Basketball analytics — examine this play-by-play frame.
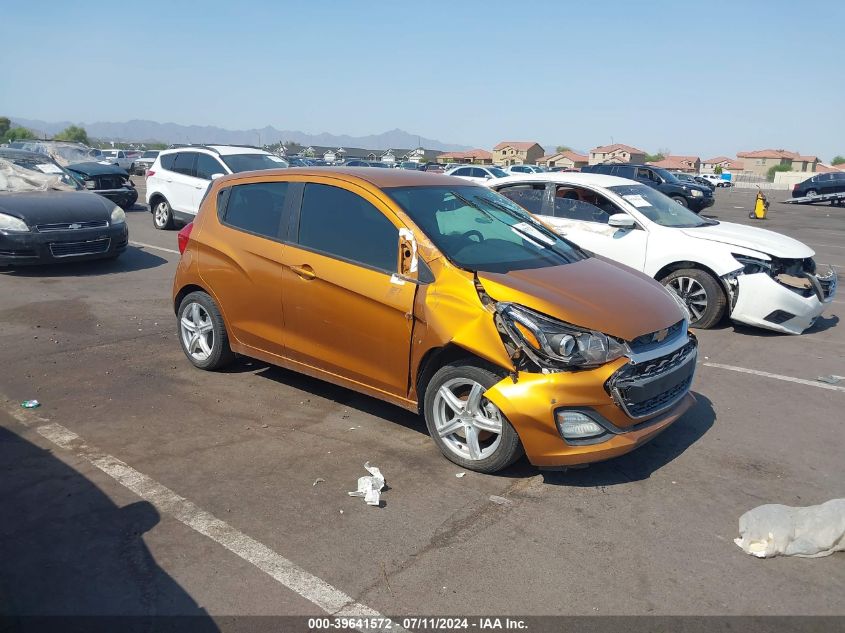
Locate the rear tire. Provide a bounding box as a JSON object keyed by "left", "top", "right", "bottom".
{"left": 153, "top": 199, "right": 175, "bottom": 230}
{"left": 660, "top": 269, "right": 726, "bottom": 329}
{"left": 423, "top": 362, "right": 523, "bottom": 473}
{"left": 672, "top": 196, "right": 689, "bottom": 207}
{"left": 806, "top": 189, "right": 817, "bottom": 197}
{"left": 177, "top": 291, "right": 234, "bottom": 370}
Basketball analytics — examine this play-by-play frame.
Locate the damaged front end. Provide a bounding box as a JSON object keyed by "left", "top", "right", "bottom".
{"left": 724, "top": 254, "right": 837, "bottom": 334}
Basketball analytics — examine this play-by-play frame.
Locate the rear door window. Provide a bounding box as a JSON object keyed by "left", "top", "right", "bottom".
{"left": 172, "top": 152, "right": 197, "bottom": 177}
{"left": 160, "top": 153, "right": 177, "bottom": 170}
{"left": 196, "top": 153, "right": 227, "bottom": 180}
{"left": 221, "top": 182, "right": 288, "bottom": 239}
{"left": 552, "top": 186, "right": 616, "bottom": 223}
{"left": 297, "top": 184, "right": 398, "bottom": 273}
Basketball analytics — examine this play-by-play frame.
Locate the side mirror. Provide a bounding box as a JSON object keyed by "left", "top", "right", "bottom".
{"left": 211, "top": 173, "right": 224, "bottom": 180}
{"left": 484, "top": 174, "right": 492, "bottom": 179}
{"left": 398, "top": 229, "right": 419, "bottom": 277}
{"left": 608, "top": 213, "right": 636, "bottom": 229}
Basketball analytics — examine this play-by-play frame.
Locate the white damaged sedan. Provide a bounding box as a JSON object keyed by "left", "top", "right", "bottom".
{"left": 488, "top": 172, "right": 837, "bottom": 334}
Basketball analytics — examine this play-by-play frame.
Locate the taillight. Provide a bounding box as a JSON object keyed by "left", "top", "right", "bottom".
{"left": 146, "top": 169, "right": 155, "bottom": 178}
{"left": 177, "top": 222, "right": 194, "bottom": 255}
{"left": 792, "top": 183, "right": 798, "bottom": 191}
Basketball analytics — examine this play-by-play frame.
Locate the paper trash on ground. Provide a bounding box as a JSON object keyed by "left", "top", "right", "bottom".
{"left": 734, "top": 499, "right": 845, "bottom": 558}
{"left": 348, "top": 462, "right": 385, "bottom": 506}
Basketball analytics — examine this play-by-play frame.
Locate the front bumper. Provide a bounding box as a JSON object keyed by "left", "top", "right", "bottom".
{"left": 730, "top": 269, "right": 837, "bottom": 334}
{"left": 483, "top": 340, "right": 698, "bottom": 467}
{"left": 96, "top": 188, "right": 138, "bottom": 209}
{"left": 689, "top": 196, "right": 715, "bottom": 212}
{"left": 0, "top": 224, "right": 128, "bottom": 265}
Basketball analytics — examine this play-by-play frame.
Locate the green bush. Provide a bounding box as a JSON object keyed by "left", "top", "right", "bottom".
{"left": 766, "top": 164, "right": 792, "bottom": 181}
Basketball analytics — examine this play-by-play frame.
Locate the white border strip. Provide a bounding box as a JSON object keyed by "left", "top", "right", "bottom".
{"left": 4, "top": 405, "right": 399, "bottom": 632}
{"left": 703, "top": 362, "right": 845, "bottom": 393}
{"left": 130, "top": 241, "right": 180, "bottom": 255}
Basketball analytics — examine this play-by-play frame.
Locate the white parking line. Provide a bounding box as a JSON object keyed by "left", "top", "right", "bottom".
{"left": 812, "top": 243, "right": 845, "bottom": 250}
{"left": 703, "top": 363, "right": 845, "bottom": 393}
{"left": 5, "top": 406, "right": 400, "bottom": 632}
{"left": 130, "top": 241, "right": 180, "bottom": 255}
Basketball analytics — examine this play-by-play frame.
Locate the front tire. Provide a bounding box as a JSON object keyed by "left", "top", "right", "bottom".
{"left": 423, "top": 362, "right": 523, "bottom": 473}
{"left": 671, "top": 196, "right": 689, "bottom": 208}
{"left": 660, "top": 269, "right": 726, "bottom": 329}
{"left": 153, "top": 199, "right": 175, "bottom": 230}
{"left": 177, "top": 291, "right": 234, "bottom": 370}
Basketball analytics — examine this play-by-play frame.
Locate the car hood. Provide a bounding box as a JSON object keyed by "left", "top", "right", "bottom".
{"left": 681, "top": 221, "right": 814, "bottom": 258}
{"left": 67, "top": 161, "right": 129, "bottom": 177}
{"left": 477, "top": 257, "right": 682, "bottom": 341}
{"left": 0, "top": 191, "right": 113, "bottom": 224}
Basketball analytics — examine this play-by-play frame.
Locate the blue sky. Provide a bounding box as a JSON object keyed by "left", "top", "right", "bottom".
{"left": 3, "top": 1, "right": 843, "bottom": 160}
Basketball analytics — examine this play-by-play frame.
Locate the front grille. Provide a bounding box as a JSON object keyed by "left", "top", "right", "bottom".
{"left": 95, "top": 175, "right": 126, "bottom": 190}
{"left": 607, "top": 340, "right": 697, "bottom": 419}
{"left": 629, "top": 320, "right": 684, "bottom": 352}
{"left": 49, "top": 238, "right": 111, "bottom": 258}
{"left": 36, "top": 220, "right": 108, "bottom": 232}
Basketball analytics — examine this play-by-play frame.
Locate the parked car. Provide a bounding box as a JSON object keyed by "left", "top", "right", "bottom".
{"left": 134, "top": 150, "right": 160, "bottom": 175}
{"left": 581, "top": 164, "right": 714, "bottom": 212}
{"left": 444, "top": 164, "right": 509, "bottom": 183}
{"left": 99, "top": 150, "right": 136, "bottom": 172}
{"left": 488, "top": 172, "right": 837, "bottom": 334}
{"left": 286, "top": 156, "right": 310, "bottom": 167}
{"left": 341, "top": 159, "right": 370, "bottom": 167}
{"left": 699, "top": 173, "right": 733, "bottom": 188}
{"left": 172, "top": 167, "right": 696, "bottom": 472}
{"left": 399, "top": 161, "right": 420, "bottom": 170}
{"left": 672, "top": 172, "right": 715, "bottom": 190}
{"left": 0, "top": 149, "right": 128, "bottom": 265}
{"left": 145, "top": 145, "right": 288, "bottom": 229}
{"left": 65, "top": 161, "right": 138, "bottom": 210}
{"left": 8, "top": 141, "right": 138, "bottom": 210}
{"left": 792, "top": 172, "right": 845, "bottom": 198}
{"left": 419, "top": 162, "right": 446, "bottom": 173}
{"left": 505, "top": 165, "right": 545, "bottom": 175}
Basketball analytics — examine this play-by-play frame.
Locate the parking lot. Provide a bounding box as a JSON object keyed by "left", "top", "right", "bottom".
{"left": 1, "top": 181, "right": 843, "bottom": 623}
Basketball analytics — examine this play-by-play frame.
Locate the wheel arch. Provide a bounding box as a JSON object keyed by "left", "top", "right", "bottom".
{"left": 148, "top": 192, "right": 168, "bottom": 209}
{"left": 654, "top": 260, "right": 724, "bottom": 286}
{"left": 174, "top": 284, "right": 209, "bottom": 315}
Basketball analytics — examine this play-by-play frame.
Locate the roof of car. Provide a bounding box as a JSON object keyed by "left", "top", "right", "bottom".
{"left": 161, "top": 145, "right": 270, "bottom": 156}
{"left": 487, "top": 172, "right": 635, "bottom": 188}
{"left": 0, "top": 148, "right": 47, "bottom": 161}
{"left": 221, "top": 166, "right": 476, "bottom": 189}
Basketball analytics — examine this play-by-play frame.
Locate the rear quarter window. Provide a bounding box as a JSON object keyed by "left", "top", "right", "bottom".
{"left": 160, "top": 153, "right": 176, "bottom": 170}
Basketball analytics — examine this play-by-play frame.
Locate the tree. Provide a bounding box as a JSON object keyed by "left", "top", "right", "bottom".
{"left": 714, "top": 165, "right": 723, "bottom": 175}
{"left": 0, "top": 117, "right": 10, "bottom": 138}
{"left": 645, "top": 153, "right": 665, "bottom": 163}
{"left": 555, "top": 145, "right": 571, "bottom": 154}
{"left": 284, "top": 140, "right": 304, "bottom": 154}
{"left": 832, "top": 155, "right": 845, "bottom": 166}
{"left": 3, "top": 126, "right": 36, "bottom": 142}
{"left": 54, "top": 125, "right": 90, "bottom": 145}
{"left": 766, "top": 163, "right": 791, "bottom": 182}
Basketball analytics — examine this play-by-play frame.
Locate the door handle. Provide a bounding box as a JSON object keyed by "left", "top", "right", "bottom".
{"left": 289, "top": 264, "right": 316, "bottom": 280}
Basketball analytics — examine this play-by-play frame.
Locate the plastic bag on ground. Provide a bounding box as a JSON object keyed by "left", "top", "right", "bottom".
{"left": 348, "top": 462, "right": 385, "bottom": 506}
{"left": 734, "top": 499, "right": 845, "bottom": 558}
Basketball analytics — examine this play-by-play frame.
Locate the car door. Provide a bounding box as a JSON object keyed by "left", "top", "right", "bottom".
{"left": 168, "top": 152, "right": 198, "bottom": 214}
{"left": 833, "top": 173, "right": 845, "bottom": 194}
{"left": 198, "top": 179, "right": 290, "bottom": 357}
{"left": 540, "top": 184, "right": 648, "bottom": 270}
{"left": 450, "top": 167, "right": 476, "bottom": 182}
{"left": 818, "top": 174, "right": 835, "bottom": 195}
{"left": 280, "top": 180, "right": 416, "bottom": 397}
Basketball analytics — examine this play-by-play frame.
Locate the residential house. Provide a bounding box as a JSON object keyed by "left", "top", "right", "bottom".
{"left": 492, "top": 141, "right": 545, "bottom": 166}
{"left": 436, "top": 149, "right": 494, "bottom": 165}
{"left": 588, "top": 143, "right": 647, "bottom": 165}
{"left": 736, "top": 149, "right": 819, "bottom": 177}
{"left": 701, "top": 156, "right": 735, "bottom": 173}
{"left": 647, "top": 155, "right": 701, "bottom": 173}
{"left": 537, "top": 150, "right": 589, "bottom": 170}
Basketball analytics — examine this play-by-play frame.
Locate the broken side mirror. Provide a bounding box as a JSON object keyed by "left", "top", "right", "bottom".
{"left": 398, "top": 229, "right": 418, "bottom": 278}
{"left": 608, "top": 213, "right": 636, "bottom": 229}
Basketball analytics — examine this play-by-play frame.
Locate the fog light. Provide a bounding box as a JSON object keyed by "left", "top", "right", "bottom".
{"left": 555, "top": 411, "right": 606, "bottom": 440}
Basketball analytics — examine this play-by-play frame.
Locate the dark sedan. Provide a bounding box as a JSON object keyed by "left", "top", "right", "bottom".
{"left": 0, "top": 149, "right": 128, "bottom": 265}
{"left": 793, "top": 172, "right": 845, "bottom": 198}
{"left": 66, "top": 162, "right": 138, "bottom": 209}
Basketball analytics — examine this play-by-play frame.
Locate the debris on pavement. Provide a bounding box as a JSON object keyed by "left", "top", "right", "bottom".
{"left": 312, "top": 478, "right": 325, "bottom": 487}
{"left": 455, "top": 472, "right": 466, "bottom": 478}
{"left": 489, "top": 495, "right": 512, "bottom": 506}
{"left": 20, "top": 400, "right": 40, "bottom": 409}
{"left": 816, "top": 375, "right": 843, "bottom": 385}
{"left": 734, "top": 498, "right": 845, "bottom": 558}
{"left": 348, "top": 462, "right": 385, "bottom": 506}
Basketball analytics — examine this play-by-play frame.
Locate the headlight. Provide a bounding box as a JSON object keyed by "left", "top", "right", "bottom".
{"left": 732, "top": 254, "right": 772, "bottom": 275}
{"left": 497, "top": 303, "right": 629, "bottom": 368}
{"left": 110, "top": 206, "right": 126, "bottom": 225}
{"left": 690, "top": 189, "right": 703, "bottom": 197}
{"left": 0, "top": 212, "right": 29, "bottom": 232}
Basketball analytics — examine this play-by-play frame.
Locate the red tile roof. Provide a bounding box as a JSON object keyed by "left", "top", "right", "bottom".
{"left": 539, "top": 150, "right": 588, "bottom": 164}
{"left": 590, "top": 143, "right": 645, "bottom": 155}
{"left": 702, "top": 156, "right": 733, "bottom": 164}
{"left": 437, "top": 149, "right": 493, "bottom": 160}
{"left": 736, "top": 149, "right": 800, "bottom": 159}
{"left": 493, "top": 141, "right": 542, "bottom": 151}
{"left": 646, "top": 155, "right": 701, "bottom": 170}
{"left": 794, "top": 155, "right": 819, "bottom": 163}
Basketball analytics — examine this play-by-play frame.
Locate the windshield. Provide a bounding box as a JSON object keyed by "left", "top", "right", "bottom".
{"left": 488, "top": 167, "right": 508, "bottom": 178}
{"left": 651, "top": 167, "right": 679, "bottom": 183}
{"left": 387, "top": 185, "right": 587, "bottom": 273}
{"left": 221, "top": 153, "right": 288, "bottom": 172}
{"left": 141, "top": 151, "right": 159, "bottom": 158}
{"left": 102, "top": 151, "right": 118, "bottom": 157}
{"left": 0, "top": 154, "right": 81, "bottom": 192}
{"left": 609, "top": 184, "right": 712, "bottom": 228}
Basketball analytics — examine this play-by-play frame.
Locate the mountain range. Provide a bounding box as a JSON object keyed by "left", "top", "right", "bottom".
{"left": 9, "top": 117, "right": 472, "bottom": 152}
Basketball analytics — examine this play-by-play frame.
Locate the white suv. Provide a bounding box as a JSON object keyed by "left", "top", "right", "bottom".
{"left": 444, "top": 164, "right": 509, "bottom": 183}
{"left": 146, "top": 145, "right": 288, "bottom": 229}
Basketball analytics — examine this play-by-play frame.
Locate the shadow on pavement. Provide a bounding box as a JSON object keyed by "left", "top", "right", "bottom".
{"left": 1, "top": 246, "right": 168, "bottom": 278}
{"left": 0, "top": 426, "right": 218, "bottom": 629}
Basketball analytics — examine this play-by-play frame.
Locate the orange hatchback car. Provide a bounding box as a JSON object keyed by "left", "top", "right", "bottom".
{"left": 173, "top": 168, "right": 698, "bottom": 473}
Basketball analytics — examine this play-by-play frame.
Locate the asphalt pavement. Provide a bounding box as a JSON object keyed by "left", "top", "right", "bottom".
{"left": 1, "top": 180, "right": 843, "bottom": 624}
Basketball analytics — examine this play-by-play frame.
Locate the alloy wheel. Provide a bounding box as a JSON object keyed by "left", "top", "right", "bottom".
{"left": 432, "top": 378, "right": 503, "bottom": 461}
{"left": 154, "top": 202, "right": 170, "bottom": 227}
{"left": 668, "top": 276, "right": 708, "bottom": 322}
{"left": 180, "top": 302, "right": 214, "bottom": 361}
